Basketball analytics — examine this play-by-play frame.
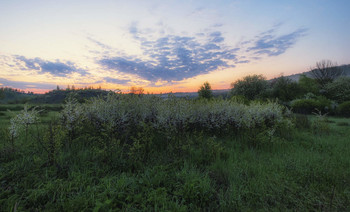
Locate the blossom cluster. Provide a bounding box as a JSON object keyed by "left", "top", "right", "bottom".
{"left": 60, "top": 98, "right": 84, "bottom": 131}
{"left": 8, "top": 105, "right": 40, "bottom": 139}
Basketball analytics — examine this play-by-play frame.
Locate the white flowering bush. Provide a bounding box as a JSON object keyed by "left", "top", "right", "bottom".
{"left": 60, "top": 97, "right": 84, "bottom": 140}
{"left": 8, "top": 105, "right": 40, "bottom": 142}
{"left": 69, "top": 94, "right": 293, "bottom": 144}
{"left": 8, "top": 118, "right": 22, "bottom": 141}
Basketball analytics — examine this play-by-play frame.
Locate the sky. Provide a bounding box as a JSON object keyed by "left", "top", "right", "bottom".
{"left": 0, "top": 0, "right": 349, "bottom": 93}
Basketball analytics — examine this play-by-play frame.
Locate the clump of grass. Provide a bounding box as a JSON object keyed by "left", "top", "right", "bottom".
{"left": 311, "top": 109, "right": 330, "bottom": 135}
{"left": 336, "top": 121, "right": 349, "bottom": 126}
{"left": 294, "top": 114, "right": 311, "bottom": 129}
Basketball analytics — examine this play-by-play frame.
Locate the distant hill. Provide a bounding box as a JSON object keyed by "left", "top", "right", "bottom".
{"left": 0, "top": 87, "right": 35, "bottom": 104}
{"left": 0, "top": 88, "right": 110, "bottom": 104}
{"left": 284, "top": 64, "right": 350, "bottom": 82}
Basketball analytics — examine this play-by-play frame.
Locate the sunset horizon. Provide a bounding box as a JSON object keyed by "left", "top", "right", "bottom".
{"left": 1, "top": 0, "right": 349, "bottom": 94}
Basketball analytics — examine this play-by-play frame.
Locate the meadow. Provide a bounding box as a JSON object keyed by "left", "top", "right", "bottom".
{"left": 0, "top": 94, "right": 349, "bottom": 211}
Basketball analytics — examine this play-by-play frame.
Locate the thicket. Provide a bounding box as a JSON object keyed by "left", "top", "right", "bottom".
{"left": 229, "top": 69, "right": 350, "bottom": 115}
{"left": 324, "top": 77, "right": 350, "bottom": 103}
{"left": 337, "top": 101, "right": 350, "bottom": 117}
{"left": 290, "top": 96, "right": 332, "bottom": 114}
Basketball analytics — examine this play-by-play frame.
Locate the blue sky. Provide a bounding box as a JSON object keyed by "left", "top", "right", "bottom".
{"left": 0, "top": 0, "right": 349, "bottom": 93}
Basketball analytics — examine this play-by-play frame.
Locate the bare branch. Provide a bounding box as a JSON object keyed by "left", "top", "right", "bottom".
{"left": 310, "top": 60, "right": 344, "bottom": 87}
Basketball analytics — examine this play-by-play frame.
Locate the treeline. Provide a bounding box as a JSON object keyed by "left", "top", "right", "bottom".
{"left": 228, "top": 61, "right": 350, "bottom": 116}
{"left": 198, "top": 61, "right": 350, "bottom": 116}
{"left": 31, "top": 87, "right": 110, "bottom": 104}
{"left": 0, "top": 86, "right": 111, "bottom": 104}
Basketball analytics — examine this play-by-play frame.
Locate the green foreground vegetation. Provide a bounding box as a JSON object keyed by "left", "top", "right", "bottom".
{"left": 1, "top": 95, "right": 350, "bottom": 211}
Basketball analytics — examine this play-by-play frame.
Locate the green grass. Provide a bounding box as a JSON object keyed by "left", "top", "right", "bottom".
{"left": 0, "top": 107, "right": 349, "bottom": 211}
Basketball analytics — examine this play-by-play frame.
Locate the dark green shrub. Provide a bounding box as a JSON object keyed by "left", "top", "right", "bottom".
{"left": 337, "top": 101, "right": 350, "bottom": 117}
{"left": 270, "top": 76, "right": 302, "bottom": 102}
{"left": 291, "top": 97, "right": 331, "bottom": 114}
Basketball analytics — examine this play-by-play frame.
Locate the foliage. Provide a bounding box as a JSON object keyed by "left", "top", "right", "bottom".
{"left": 336, "top": 121, "right": 349, "bottom": 126}
{"left": 198, "top": 81, "right": 213, "bottom": 99}
{"left": 311, "top": 109, "right": 330, "bottom": 135}
{"left": 230, "top": 74, "right": 268, "bottom": 100}
{"left": 1, "top": 97, "right": 350, "bottom": 211}
{"left": 294, "top": 114, "right": 311, "bottom": 129}
{"left": 298, "top": 74, "right": 320, "bottom": 95}
{"left": 324, "top": 77, "right": 350, "bottom": 103}
{"left": 0, "top": 88, "right": 4, "bottom": 99}
{"left": 337, "top": 101, "right": 350, "bottom": 117}
{"left": 270, "top": 76, "right": 301, "bottom": 102}
{"left": 229, "top": 95, "right": 249, "bottom": 104}
{"left": 291, "top": 96, "right": 332, "bottom": 114}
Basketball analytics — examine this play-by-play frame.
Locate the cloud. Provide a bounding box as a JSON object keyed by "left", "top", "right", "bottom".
{"left": 90, "top": 23, "right": 307, "bottom": 83}
{"left": 87, "top": 36, "right": 113, "bottom": 51}
{"left": 0, "top": 78, "right": 56, "bottom": 90}
{"left": 104, "top": 77, "right": 130, "bottom": 84}
{"left": 247, "top": 28, "right": 308, "bottom": 56}
{"left": 97, "top": 26, "right": 238, "bottom": 82}
{"left": 15, "top": 56, "right": 88, "bottom": 77}
{"left": 209, "top": 31, "right": 224, "bottom": 43}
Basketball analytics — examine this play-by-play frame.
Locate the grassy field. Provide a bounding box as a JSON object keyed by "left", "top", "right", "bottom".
{"left": 0, "top": 103, "right": 349, "bottom": 211}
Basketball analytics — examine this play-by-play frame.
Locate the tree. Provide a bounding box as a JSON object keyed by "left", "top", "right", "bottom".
{"left": 0, "top": 88, "right": 4, "bottom": 99}
{"left": 230, "top": 75, "right": 268, "bottom": 100}
{"left": 298, "top": 74, "right": 320, "bottom": 95}
{"left": 324, "top": 77, "right": 350, "bottom": 103}
{"left": 270, "top": 76, "right": 301, "bottom": 102}
{"left": 130, "top": 86, "right": 144, "bottom": 95}
{"left": 198, "top": 81, "right": 213, "bottom": 99}
{"left": 310, "top": 60, "right": 344, "bottom": 88}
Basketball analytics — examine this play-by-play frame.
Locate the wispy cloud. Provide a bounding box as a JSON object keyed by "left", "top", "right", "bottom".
{"left": 97, "top": 25, "right": 239, "bottom": 82}
{"left": 0, "top": 78, "right": 56, "bottom": 90}
{"left": 87, "top": 36, "right": 113, "bottom": 51}
{"left": 88, "top": 24, "right": 308, "bottom": 84}
{"left": 14, "top": 56, "right": 88, "bottom": 77}
{"left": 103, "top": 77, "right": 130, "bottom": 84}
{"left": 247, "top": 28, "right": 308, "bottom": 56}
